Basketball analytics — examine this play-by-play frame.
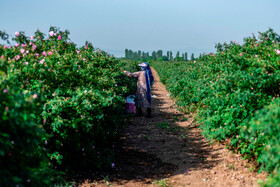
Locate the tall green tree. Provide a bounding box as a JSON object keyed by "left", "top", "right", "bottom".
{"left": 167, "top": 51, "right": 170, "bottom": 61}
{"left": 129, "top": 50, "right": 134, "bottom": 60}
{"left": 176, "top": 51, "right": 180, "bottom": 59}
{"left": 191, "top": 53, "right": 195, "bottom": 61}
{"left": 125, "top": 49, "right": 128, "bottom": 59}
{"left": 185, "top": 52, "right": 188, "bottom": 61}
{"left": 157, "top": 50, "right": 163, "bottom": 58}
{"left": 138, "top": 50, "right": 141, "bottom": 60}
{"left": 170, "top": 51, "right": 173, "bottom": 61}
{"left": 152, "top": 51, "right": 157, "bottom": 60}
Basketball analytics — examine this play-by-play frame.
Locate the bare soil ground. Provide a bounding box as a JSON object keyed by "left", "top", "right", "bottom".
{"left": 79, "top": 68, "right": 266, "bottom": 187}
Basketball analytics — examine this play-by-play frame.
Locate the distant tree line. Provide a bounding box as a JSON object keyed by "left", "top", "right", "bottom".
{"left": 124, "top": 49, "right": 196, "bottom": 61}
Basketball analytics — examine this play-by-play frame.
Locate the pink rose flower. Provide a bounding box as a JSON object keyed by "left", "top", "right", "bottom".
{"left": 48, "top": 51, "right": 53, "bottom": 55}
{"left": 240, "top": 53, "right": 243, "bottom": 56}
{"left": 15, "top": 32, "right": 20, "bottom": 37}
{"left": 275, "top": 49, "right": 280, "bottom": 54}
{"left": 255, "top": 44, "right": 258, "bottom": 47}
{"left": 15, "top": 43, "right": 19, "bottom": 47}
{"left": 39, "top": 59, "right": 45, "bottom": 64}
{"left": 15, "top": 55, "right": 20, "bottom": 60}
{"left": 58, "top": 35, "right": 62, "bottom": 40}
{"left": 3, "top": 89, "right": 8, "bottom": 93}
{"left": 4, "top": 45, "right": 7, "bottom": 49}
{"left": 20, "top": 48, "right": 25, "bottom": 54}
{"left": 33, "top": 93, "right": 38, "bottom": 99}
{"left": 32, "top": 45, "right": 37, "bottom": 50}
{"left": 21, "top": 44, "right": 25, "bottom": 47}
{"left": 30, "top": 36, "right": 34, "bottom": 40}
{"left": 42, "top": 51, "right": 47, "bottom": 56}
{"left": 49, "top": 31, "right": 54, "bottom": 36}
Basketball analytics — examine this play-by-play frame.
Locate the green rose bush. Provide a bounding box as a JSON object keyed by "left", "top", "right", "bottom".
{"left": 0, "top": 26, "right": 136, "bottom": 185}
{"left": 152, "top": 28, "right": 280, "bottom": 185}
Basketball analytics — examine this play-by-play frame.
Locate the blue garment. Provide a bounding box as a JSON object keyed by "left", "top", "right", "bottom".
{"left": 141, "top": 63, "right": 154, "bottom": 104}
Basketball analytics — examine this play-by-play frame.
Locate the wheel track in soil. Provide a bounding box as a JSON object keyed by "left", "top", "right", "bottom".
{"left": 81, "top": 67, "right": 266, "bottom": 187}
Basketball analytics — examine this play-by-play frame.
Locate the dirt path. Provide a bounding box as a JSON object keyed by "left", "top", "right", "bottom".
{"left": 82, "top": 68, "right": 266, "bottom": 187}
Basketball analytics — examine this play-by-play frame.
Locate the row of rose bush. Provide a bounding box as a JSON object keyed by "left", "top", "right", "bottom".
{"left": 151, "top": 28, "right": 280, "bottom": 186}
{"left": 0, "top": 27, "right": 137, "bottom": 186}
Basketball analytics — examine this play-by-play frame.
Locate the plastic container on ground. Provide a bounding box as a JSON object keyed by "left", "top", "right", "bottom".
{"left": 125, "top": 95, "right": 136, "bottom": 113}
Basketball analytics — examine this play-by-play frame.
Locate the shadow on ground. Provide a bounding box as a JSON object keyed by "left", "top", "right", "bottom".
{"left": 66, "top": 85, "right": 224, "bottom": 186}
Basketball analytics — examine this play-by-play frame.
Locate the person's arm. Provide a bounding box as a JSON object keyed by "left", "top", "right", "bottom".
{"left": 123, "top": 70, "right": 140, "bottom": 78}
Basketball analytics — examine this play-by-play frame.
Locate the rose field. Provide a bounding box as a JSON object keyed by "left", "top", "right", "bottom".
{"left": 1, "top": 27, "right": 280, "bottom": 186}
{"left": 0, "top": 27, "right": 138, "bottom": 186}
{"left": 152, "top": 29, "right": 280, "bottom": 186}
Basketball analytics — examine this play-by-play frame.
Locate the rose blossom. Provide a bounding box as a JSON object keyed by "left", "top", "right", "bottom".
{"left": 4, "top": 45, "right": 7, "bottom": 49}
{"left": 15, "top": 43, "right": 19, "bottom": 47}
{"left": 42, "top": 51, "right": 47, "bottom": 56}
{"left": 15, "top": 55, "right": 20, "bottom": 60}
{"left": 21, "top": 44, "right": 25, "bottom": 47}
{"left": 49, "top": 31, "right": 54, "bottom": 36}
{"left": 58, "top": 35, "right": 62, "bottom": 40}
{"left": 32, "top": 45, "right": 37, "bottom": 50}
{"left": 39, "top": 59, "right": 45, "bottom": 64}
{"left": 30, "top": 36, "right": 34, "bottom": 40}
{"left": 15, "top": 32, "right": 20, "bottom": 37}
{"left": 48, "top": 51, "right": 53, "bottom": 55}
{"left": 20, "top": 48, "right": 25, "bottom": 54}
{"left": 33, "top": 93, "right": 38, "bottom": 99}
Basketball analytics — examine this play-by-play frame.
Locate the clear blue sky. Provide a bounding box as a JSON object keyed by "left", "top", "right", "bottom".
{"left": 1, "top": 0, "right": 280, "bottom": 57}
